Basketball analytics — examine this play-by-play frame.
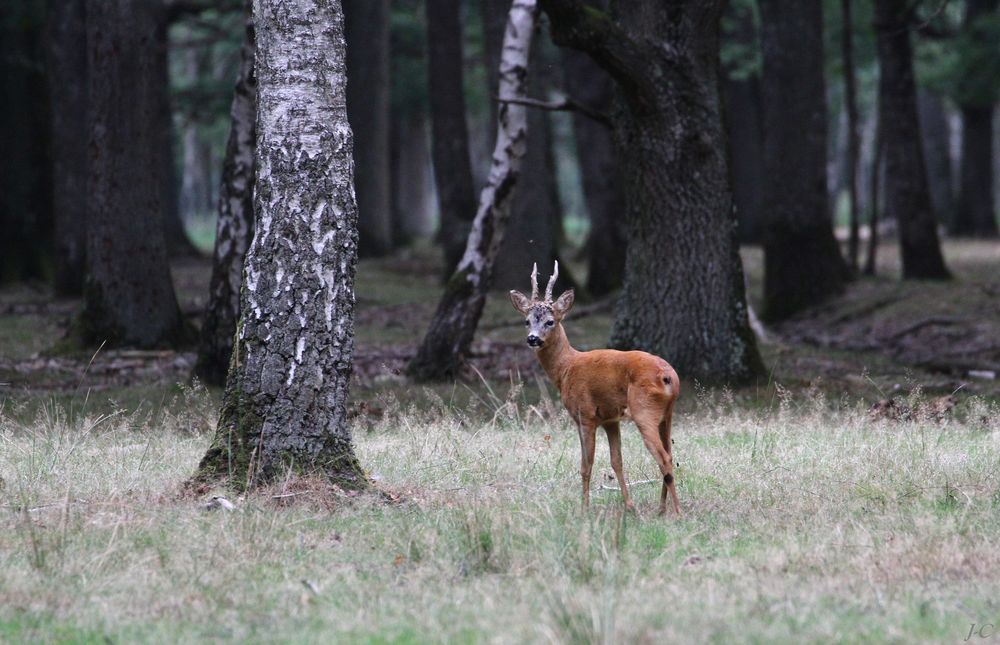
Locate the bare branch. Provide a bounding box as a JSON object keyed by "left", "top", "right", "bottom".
{"left": 494, "top": 94, "right": 612, "bottom": 128}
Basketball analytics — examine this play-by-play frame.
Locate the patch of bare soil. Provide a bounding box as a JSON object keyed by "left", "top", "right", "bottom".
{"left": 775, "top": 278, "right": 1000, "bottom": 391}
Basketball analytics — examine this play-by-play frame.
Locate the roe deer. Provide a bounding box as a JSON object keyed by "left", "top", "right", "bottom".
{"left": 510, "top": 262, "right": 681, "bottom": 516}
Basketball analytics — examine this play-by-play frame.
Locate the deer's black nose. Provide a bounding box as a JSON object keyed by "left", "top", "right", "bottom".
{"left": 527, "top": 335, "right": 543, "bottom": 347}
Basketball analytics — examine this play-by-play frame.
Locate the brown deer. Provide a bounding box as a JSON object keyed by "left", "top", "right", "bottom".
{"left": 509, "top": 262, "right": 681, "bottom": 516}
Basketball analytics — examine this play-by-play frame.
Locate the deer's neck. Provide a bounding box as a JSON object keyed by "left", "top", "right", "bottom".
{"left": 535, "top": 324, "right": 578, "bottom": 390}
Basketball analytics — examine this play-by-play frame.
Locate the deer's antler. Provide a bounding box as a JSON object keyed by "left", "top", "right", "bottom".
{"left": 545, "top": 261, "right": 559, "bottom": 302}
{"left": 530, "top": 263, "right": 539, "bottom": 301}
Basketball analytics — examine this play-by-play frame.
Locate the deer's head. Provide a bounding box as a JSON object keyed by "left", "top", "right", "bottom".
{"left": 509, "top": 261, "right": 574, "bottom": 349}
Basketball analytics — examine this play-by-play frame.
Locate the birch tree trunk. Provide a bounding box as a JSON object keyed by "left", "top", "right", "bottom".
{"left": 80, "top": 0, "right": 186, "bottom": 348}
{"left": 541, "top": 0, "right": 765, "bottom": 383}
{"left": 407, "top": 0, "right": 538, "bottom": 382}
{"left": 195, "top": 0, "right": 364, "bottom": 489}
{"left": 194, "top": 1, "right": 256, "bottom": 387}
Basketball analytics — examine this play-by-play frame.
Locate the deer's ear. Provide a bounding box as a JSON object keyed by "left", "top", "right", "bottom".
{"left": 509, "top": 290, "right": 531, "bottom": 314}
{"left": 553, "top": 289, "right": 575, "bottom": 318}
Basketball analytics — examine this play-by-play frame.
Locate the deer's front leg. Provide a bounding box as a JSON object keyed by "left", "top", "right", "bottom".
{"left": 577, "top": 421, "right": 597, "bottom": 511}
{"left": 603, "top": 422, "right": 636, "bottom": 512}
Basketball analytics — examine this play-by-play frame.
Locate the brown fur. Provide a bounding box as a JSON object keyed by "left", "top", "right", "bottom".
{"left": 510, "top": 286, "right": 682, "bottom": 516}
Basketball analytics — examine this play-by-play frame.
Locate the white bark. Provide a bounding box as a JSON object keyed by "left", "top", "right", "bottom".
{"left": 198, "top": 0, "right": 363, "bottom": 486}
{"left": 458, "top": 0, "right": 537, "bottom": 283}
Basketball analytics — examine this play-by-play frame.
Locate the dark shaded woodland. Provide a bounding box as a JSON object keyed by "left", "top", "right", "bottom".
{"left": 1, "top": 0, "right": 999, "bottom": 484}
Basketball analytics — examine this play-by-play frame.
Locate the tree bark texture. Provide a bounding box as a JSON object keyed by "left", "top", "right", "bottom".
{"left": 344, "top": 0, "right": 393, "bottom": 257}
{"left": 953, "top": 0, "right": 999, "bottom": 237}
{"left": 917, "top": 89, "right": 956, "bottom": 225}
{"left": 0, "top": 0, "right": 53, "bottom": 285}
{"left": 758, "top": 0, "right": 848, "bottom": 321}
{"left": 561, "top": 47, "right": 626, "bottom": 296}
{"left": 196, "top": 0, "right": 364, "bottom": 489}
{"left": 541, "top": 0, "right": 765, "bottom": 383}
{"left": 408, "top": 0, "right": 538, "bottom": 382}
{"left": 426, "top": 0, "right": 478, "bottom": 277}
{"left": 80, "top": 0, "right": 186, "bottom": 348}
{"left": 875, "top": 0, "right": 951, "bottom": 279}
{"left": 46, "top": 0, "right": 88, "bottom": 295}
{"left": 841, "top": 0, "right": 861, "bottom": 272}
{"left": 195, "top": 2, "right": 256, "bottom": 387}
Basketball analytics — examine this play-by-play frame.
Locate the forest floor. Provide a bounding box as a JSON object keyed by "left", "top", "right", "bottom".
{"left": 1, "top": 240, "right": 999, "bottom": 642}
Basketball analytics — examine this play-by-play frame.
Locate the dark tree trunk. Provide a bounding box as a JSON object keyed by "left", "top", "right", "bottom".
{"left": 722, "top": 75, "right": 766, "bottom": 245}
{"left": 721, "top": 0, "right": 765, "bottom": 245}
{"left": 196, "top": 0, "right": 365, "bottom": 489}
{"left": 0, "top": 0, "right": 53, "bottom": 285}
{"left": 842, "top": 0, "right": 861, "bottom": 272}
{"left": 955, "top": 105, "right": 998, "bottom": 236}
{"left": 562, "top": 48, "right": 626, "bottom": 296}
{"left": 483, "top": 0, "right": 569, "bottom": 294}
{"left": 46, "top": 0, "right": 88, "bottom": 295}
{"left": 408, "top": 0, "right": 537, "bottom": 382}
{"left": 541, "top": 0, "right": 765, "bottom": 383}
{"left": 875, "top": 0, "right": 951, "bottom": 279}
{"left": 344, "top": 0, "right": 392, "bottom": 257}
{"left": 390, "top": 113, "right": 436, "bottom": 242}
{"left": 426, "top": 0, "right": 477, "bottom": 277}
{"left": 758, "top": 0, "right": 848, "bottom": 321}
{"left": 864, "top": 111, "right": 883, "bottom": 276}
{"left": 152, "top": 7, "right": 197, "bottom": 257}
{"left": 80, "top": 0, "right": 186, "bottom": 348}
{"left": 195, "top": 2, "right": 256, "bottom": 387}
{"left": 917, "top": 89, "right": 956, "bottom": 226}
{"left": 953, "top": 0, "right": 999, "bottom": 237}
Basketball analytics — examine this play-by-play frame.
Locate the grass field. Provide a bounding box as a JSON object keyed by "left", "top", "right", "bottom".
{"left": 1, "top": 240, "right": 999, "bottom": 643}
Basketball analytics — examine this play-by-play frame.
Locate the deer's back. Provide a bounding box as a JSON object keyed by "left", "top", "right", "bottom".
{"left": 560, "top": 349, "right": 679, "bottom": 424}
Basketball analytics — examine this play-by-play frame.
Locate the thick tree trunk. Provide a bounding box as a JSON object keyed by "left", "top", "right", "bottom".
{"left": 482, "top": 0, "right": 568, "bottom": 294}
{"left": 80, "top": 0, "right": 186, "bottom": 348}
{"left": 562, "top": 48, "right": 625, "bottom": 296}
{"left": 0, "top": 0, "right": 52, "bottom": 285}
{"left": 758, "top": 0, "right": 848, "bottom": 321}
{"left": 956, "top": 106, "right": 998, "bottom": 236}
{"left": 875, "top": 0, "right": 951, "bottom": 279}
{"left": 46, "top": 0, "right": 88, "bottom": 296}
{"left": 541, "top": 0, "right": 765, "bottom": 383}
{"left": 196, "top": 0, "right": 364, "bottom": 489}
{"left": 426, "top": 0, "right": 478, "bottom": 277}
{"left": 918, "top": 90, "right": 956, "bottom": 226}
{"left": 953, "top": 0, "right": 999, "bottom": 237}
{"left": 195, "top": 3, "right": 256, "bottom": 387}
{"left": 343, "top": 0, "right": 392, "bottom": 257}
{"left": 408, "top": 0, "right": 537, "bottom": 382}
{"left": 842, "top": 0, "right": 861, "bottom": 272}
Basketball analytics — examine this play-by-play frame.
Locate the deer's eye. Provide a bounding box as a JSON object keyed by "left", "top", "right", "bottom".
{"left": 524, "top": 320, "right": 529, "bottom": 326}
{"left": 545, "top": 320, "right": 554, "bottom": 327}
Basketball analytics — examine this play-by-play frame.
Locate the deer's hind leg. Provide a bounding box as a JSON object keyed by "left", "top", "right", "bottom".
{"left": 603, "top": 422, "right": 635, "bottom": 512}
{"left": 630, "top": 394, "right": 679, "bottom": 517}
{"left": 658, "top": 401, "right": 680, "bottom": 516}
